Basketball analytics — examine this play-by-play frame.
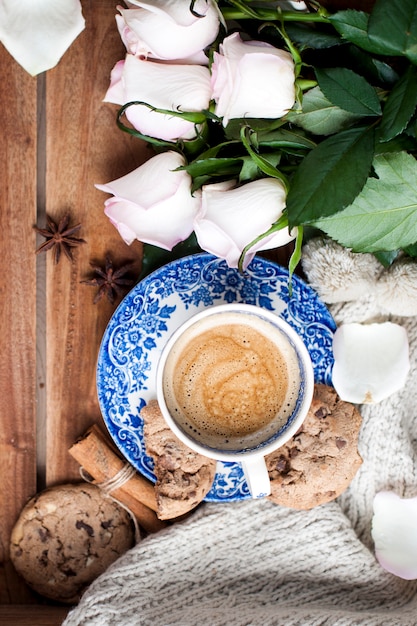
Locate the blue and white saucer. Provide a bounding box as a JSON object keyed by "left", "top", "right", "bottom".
{"left": 96, "top": 253, "right": 336, "bottom": 502}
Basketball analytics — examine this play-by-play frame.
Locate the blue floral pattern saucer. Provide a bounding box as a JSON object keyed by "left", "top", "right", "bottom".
{"left": 96, "top": 253, "right": 336, "bottom": 502}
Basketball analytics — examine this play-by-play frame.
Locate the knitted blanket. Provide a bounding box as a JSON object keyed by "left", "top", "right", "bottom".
{"left": 63, "top": 241, "right": 417, "bottom": 626}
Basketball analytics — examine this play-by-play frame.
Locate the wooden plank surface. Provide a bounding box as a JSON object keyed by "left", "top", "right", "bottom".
{"left": 0, "top": 605, "right": 69, "bottom": 626}
{"left": 0, "top": 43, "right": 38, "bottom": 605}
{"left": 43, "top": 0, "right": 150, "bottom": 487}
{"left": 0, "top": 0, "right": 150, "bottom": 607}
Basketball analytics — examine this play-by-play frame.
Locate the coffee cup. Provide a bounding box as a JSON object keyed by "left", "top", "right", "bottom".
{"left": 155, "top": 303, "right": 314, "bottom": 499}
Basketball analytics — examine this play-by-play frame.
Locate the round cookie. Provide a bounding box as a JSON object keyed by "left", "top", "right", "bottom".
{"left": 10, "top": 482, "right": 134, "bottom": 603}
{"left": 266, "top": 384, "right": 362, "bottom": 509}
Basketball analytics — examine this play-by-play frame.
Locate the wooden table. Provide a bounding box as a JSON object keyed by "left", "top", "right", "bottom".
{"left": 0, "top": 1, "right": 152, "bottom": 621}
{"left": 0, "top": 4, "right": 297, "bottom": 622}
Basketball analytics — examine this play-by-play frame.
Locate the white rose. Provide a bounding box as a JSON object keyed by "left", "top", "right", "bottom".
{"left": 194, "top": 178, "right": 296, "bottom": 269}
{"left": 104, "top": 54, "right": 212, "bottom": 141}
{"left": 96, "top": 151, "right": 201, "bottom": 250}
{"left": 116, "top": 0, "right": 221, "bottom": 64}
{"left": 211, "top": 32, "right": 296, "bottom": 126}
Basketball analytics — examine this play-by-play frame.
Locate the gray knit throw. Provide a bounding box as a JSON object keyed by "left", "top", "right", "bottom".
{"left": 63, "top": 240, "right": 417, "bottom": 626}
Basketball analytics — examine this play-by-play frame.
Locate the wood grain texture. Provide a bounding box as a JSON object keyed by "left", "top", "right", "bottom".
{"left": 0, "top": 605, "right": 69, "bottom": 625}
{"left": 0, "top": 46, "right": 38, "bottom": 603}
{"left": 43, "top": 0, "right": 151, "bottom": 486}
{"left": 0, "top": 0, "right": 151, "bottom": 605}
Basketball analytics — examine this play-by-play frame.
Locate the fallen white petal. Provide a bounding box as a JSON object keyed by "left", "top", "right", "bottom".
{"left": 372, "top": 491, "right": 417, "bottom": 580}
{"left": 331, "top": 322, "right": 410, "bottom": 404}
{"left": 0, "top": 0, "right": 85, "bottom": 75}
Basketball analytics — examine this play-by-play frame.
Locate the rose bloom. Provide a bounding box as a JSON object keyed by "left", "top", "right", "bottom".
{"left": 116, "top": 0, "right": 221, "bottom": 64}
{"left": 194, "top": 178, "right": 296, "bottom": 269}
{"left": 211, "top": 32, "right": 296, "bottom": 126}
{"left": 104, "top": 54, "right": 212, "bottom": 141}
{"left": 96, "top": 151, "right": 201, "bottom": 250}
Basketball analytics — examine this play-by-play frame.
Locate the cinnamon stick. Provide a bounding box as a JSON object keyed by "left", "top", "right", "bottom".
{"left": 69, "top": 424, "right": 166, "bottom": 534}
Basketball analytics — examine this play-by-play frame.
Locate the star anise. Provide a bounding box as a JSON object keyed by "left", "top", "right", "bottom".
{"left": 34, "top": 214, "right": 86, "bottom": 263}
{"left": 81, "top": 254, "right": 136, "bottom": 304}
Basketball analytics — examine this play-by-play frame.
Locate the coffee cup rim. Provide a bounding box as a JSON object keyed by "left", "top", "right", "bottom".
{"left": 155, "top": 303, "right": 314, "bottom": 462}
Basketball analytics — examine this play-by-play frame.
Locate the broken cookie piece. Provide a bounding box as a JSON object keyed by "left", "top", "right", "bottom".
{"left": 141, "top": 400, "right": 216, "bottom": 520}
{"left": 266, "top": 384, "right": 362, "bottom": 510}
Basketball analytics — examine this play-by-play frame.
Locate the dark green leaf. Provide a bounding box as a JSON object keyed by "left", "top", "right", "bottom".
{"left": 190, "top": 175, "right": 212, "bottom": 192}
{"left": 373, "top": 250, "right": 400, "bottom": 266}
{"left": 346, "top": 45, "right": 399, "bottom": 87}
{"left": 224, "top": 118, "right": 264, "bottom": 140}
{"left": 139, "top": 234, "right": 202, "bottom": 280}
{"left": 224, "top": 117, "right": 285, "bottom": 140}
{"left": 374, "top": 132, "right": 417, "bottom": 155}
{"left": 239, "top": 157, "right": 263, "bottom": 182}
{"left": 403, "top": 242, "right": 417, "bottom": 257}
{"left": 285, "top": 22, "right": 343, "bottom": 50}
{"left": 368, "top": 0, "right": 417, "bottom": 63}
{"left": 287, "top": 86, "right": 361, "bottom": 135}
{"left": 379, "top": 65, "right": 417, "bottom": 141}
{"left": 329, "top": 10, "right": 389, "bottom": 54}
{"left": 311, "top": 152, "right": 417, "bottom": 252}
{"left": 315, "top": 67, "right": 381, "bottom": 116}
{"left": 240, "top": 126, "right": 289, "bottom": 188}
{"left": 180, "top": 157, "right": 243, "bottom": 179}
{"left": 257, "top": 128, "right": 316, "bottom": 151}
{"left": 287, "top": 125, "right": 375, "bottom": 227}
{"left": 195, "top": 139, "right": 241, "bottom": 160}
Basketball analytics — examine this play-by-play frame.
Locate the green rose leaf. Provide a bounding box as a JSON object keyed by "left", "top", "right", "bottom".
{"left": 311, "top": 151, "right": 417, "bottom": 252}
{"left": 257, "top": 127, "right": 316, "bottom": 151}
{"left": 329, "top": 10, "right": 389, "bottom": 54}
{"left": 315, "top": 67, "right": 382, "bottom": 116}
{"left": 285, "top": 23, "right": 342, "bottom": 50}
{"left": 346, "top": 45, "right": 399, "bottom": 86}
{"left": 368, "top": 0, "right": 417, "bottom": 64}
{"left": 287, "top": 125, "right": 375, "bottom": 227}
{"left": 403, "top": 242, "right": 417, "bottom": 257}
{"left": 379, "top": 65, "right": 417, "bottom": 141}
{"left": 287, "top": 86, "right": 361, "bottom": 136}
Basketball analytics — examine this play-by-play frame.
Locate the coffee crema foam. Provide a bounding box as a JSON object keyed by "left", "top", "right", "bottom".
{"left": 162, "top": 312, "right": 301, "bottom": 451}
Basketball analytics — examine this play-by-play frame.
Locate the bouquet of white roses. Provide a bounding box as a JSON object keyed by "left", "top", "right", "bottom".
{"left": 98, "top": 0, "right": 417, "bottom": 277}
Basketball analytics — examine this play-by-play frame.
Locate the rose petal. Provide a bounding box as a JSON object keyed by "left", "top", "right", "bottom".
{"left": 96, "top": 151, "right": 186, "bottom": 204}
{"left": 194, "top": 178, "right": 295, "bottom": 269}
{"left": 211, "top": 32, "right": 295, "bottom": 126}
{"left": 96, "top": 151, "right": 201, "bottom": 250}
{"left": 104, "top": 54, "right": 211, "bottom": 141}
{"left": 116, "top": 0, "right": 220, "bottom": 62}
{"left": 331, "top": 322, "right": 410, "bottom": 404}
{"left": 372, "top": 491, "right": 417, "bottom": 580}
{"left": 104, "top": 60, "right": 125, "bottom": 104}
{"left": 0, "top": 0, "right": 85, "bottom": 75}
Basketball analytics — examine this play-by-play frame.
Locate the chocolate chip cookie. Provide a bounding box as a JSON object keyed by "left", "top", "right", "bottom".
{"left": 10, "top": 483, "right": 134, "bottom": 603}
{"left": 266, "top": 384, "right": 362, "bottom": 509}
{"left": 141, "top": 400, "right": 217, "bottom": 520}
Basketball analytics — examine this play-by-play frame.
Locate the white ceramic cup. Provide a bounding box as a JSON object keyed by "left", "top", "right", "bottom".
{"left": 155, "top": 303, "right": 314, "bottom": 499}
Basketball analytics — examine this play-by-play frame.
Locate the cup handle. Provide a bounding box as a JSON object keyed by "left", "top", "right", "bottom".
{"left": 241, "top": 456, "right": 271, "bottom": 499}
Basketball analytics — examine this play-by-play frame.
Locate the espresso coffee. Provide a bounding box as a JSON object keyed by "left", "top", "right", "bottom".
{"left": 162, "top": 311, "right": 301, "bottom": 451}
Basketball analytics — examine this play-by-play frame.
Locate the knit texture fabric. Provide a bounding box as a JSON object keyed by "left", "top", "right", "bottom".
{"left": 63, "top": 241, "right": 417, "bottom": 626}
